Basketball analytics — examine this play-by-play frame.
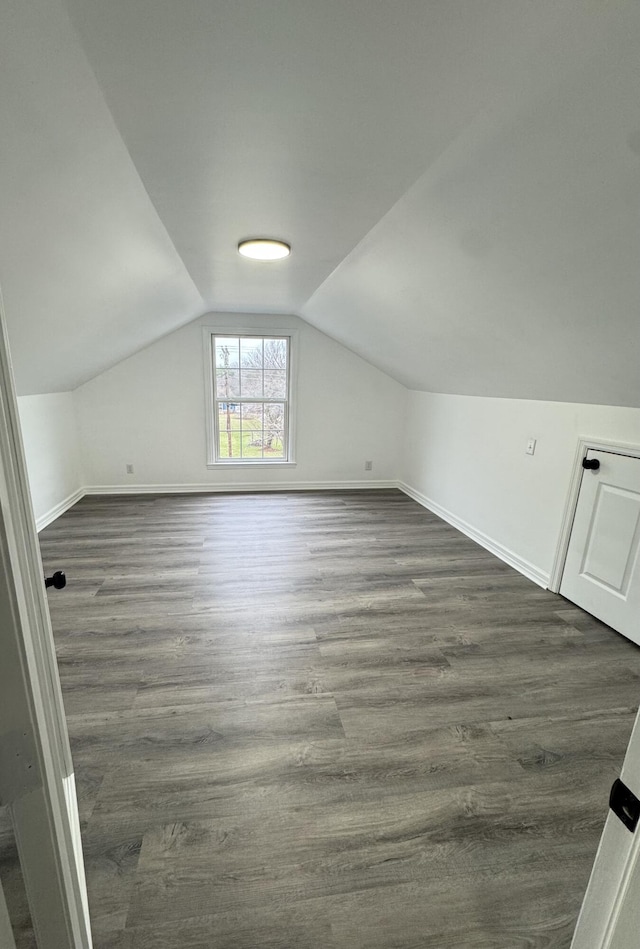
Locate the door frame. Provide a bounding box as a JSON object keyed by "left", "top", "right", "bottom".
{"left": 600, "top": 817, "right": 640, "bottom": 948}
{"left": 571, "top": 703, "right": 640, "bottom": 949}
{"left": 0, "top": 286, "right": 92, "bottom": 946}
{"left": 548, "top": 436, "right": 640, "bottom": 594}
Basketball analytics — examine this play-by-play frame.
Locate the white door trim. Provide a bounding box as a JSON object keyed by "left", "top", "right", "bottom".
{"left": 601, "top": 820, "right": 640, "bottom": 948}
{"left": 571, "top": 705, "right": 640, "bottom": 949}
{"left": 0, "top": 286, "right": 92, "bottom": 946}
{"left": 549, "top": 437, "right": 640, "bottom": 594}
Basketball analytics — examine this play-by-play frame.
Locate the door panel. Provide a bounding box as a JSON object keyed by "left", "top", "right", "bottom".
{"left": 582, "top": 485, "right": 640, "bottom": 594}
{"left": 561, "top": 450, "right": 640, "bottom": 645}
{"left": 572, "top": 705, "right": 640, "bottom": 948}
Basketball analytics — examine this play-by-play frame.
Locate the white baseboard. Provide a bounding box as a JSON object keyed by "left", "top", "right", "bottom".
{"left": 35, "top": 488, "right": 85, "bottom": 532}
{"left": 397, "top": 481, "right": 550, "bottom": 589}
{"left": 83, "top": 480, "right": 399, "bottom": 495}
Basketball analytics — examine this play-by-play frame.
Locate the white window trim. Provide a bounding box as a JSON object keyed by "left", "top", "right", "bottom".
{"left": 203, "top": 324, "right": 298, "bottom": 468}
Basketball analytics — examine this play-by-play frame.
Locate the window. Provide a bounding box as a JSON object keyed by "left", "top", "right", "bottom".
{"left": 209, "top": 333, "right": 292, "bottom": 464}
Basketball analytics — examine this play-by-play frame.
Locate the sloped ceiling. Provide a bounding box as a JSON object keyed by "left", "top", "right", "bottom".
{"left": 0, "top": 0, "right": 204, "bottom": 394}
{"left": 1, "top": 0, "right": 639, "bottom": 404}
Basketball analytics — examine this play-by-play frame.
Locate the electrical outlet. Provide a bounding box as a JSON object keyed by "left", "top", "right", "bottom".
{"left": 126, "top": 464, "right": 134, "bottom": 474}
{"left": 526, "top": 438, "right": 536, "bottom": 456}
{"left": 364, "top": 460, "right": 373, "bottom": 471}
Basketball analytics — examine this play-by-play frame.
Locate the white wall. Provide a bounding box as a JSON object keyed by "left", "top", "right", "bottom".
{"left": 402, "top": 391, "right": 640, "bottom": 584}
{"left": 17, "top": 392, "right": 82, "bottom": 529}
{"left": 17, "top": 341, "right": 640, "bottom": 592}
{"left": 73, "top": 313, "right": 406, "bottom": 489}
{"left": 19, "top": 348, "right": 640, "bottom": 591}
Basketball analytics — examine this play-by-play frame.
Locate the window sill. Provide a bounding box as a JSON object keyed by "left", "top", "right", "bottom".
{"left": 207, "top": 461, "right": 297, "bottom": 469}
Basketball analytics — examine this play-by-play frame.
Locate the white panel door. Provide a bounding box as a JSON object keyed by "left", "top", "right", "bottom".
{"left": 560, "top": 450, "right": 640, "bottom": 645}
{"left": 572, "top": 705, "right": 640, "bottom": 948}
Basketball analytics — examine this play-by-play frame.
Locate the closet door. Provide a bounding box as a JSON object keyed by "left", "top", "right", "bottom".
{"left": 560, "top": 449, "right": 640, "bottom": 645}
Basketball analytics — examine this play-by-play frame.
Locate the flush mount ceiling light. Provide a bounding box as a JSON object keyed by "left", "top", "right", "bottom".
{"left": 238, "top": 238, "right": 291, "bottom": 261}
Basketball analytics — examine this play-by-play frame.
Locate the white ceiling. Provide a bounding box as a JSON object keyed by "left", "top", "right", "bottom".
{"left": 0, "top": 0, "right": 204, "bottom": 394}
{"left": 2, "top": 0, "right": 639, "bottom": 404}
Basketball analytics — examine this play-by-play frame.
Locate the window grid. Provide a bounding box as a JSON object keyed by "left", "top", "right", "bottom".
{"left": 213, "top": 334, "right": 290, "bottom": 463}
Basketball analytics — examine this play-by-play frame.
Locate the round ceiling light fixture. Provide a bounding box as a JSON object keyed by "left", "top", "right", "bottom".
{"left": 238, "top": 238, "right": 291, "bottom": 261}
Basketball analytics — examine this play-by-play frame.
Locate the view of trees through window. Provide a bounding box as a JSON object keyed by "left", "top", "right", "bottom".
{"left": 214, "top": 335, "right": 289, "bottom": 460}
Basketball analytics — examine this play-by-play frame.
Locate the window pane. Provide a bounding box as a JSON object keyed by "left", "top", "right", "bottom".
{"left": 218, "top": 428, "right": 233, "bottom": 458}
{"left": 240, "top": 403, "right": 263, "bottom": 433}
{"left": 215, "top": 338, "right": 239, "bottom": 368}
{"left": 218, "top": 405, "right": 240, "bottom": 426}
{"left": 240, "top": 337, "right": 263, "bottom": 369}
{"left": 218, "top": 405, "right": 240, "bottom": 460}
{"left": 264, "top": 403, "right": 285, "bottom": 459}
{"left": 263, "top": 370, "right": 286, "bottom": 398}
{"left": 264, "top": 429, "right": 285, "bottom": 458}
{"left": 240, "top": 369, "right": 263, "bottom": 398}
{"left": 215, "top": 368, "right": 240, "bottom": 398}
{"left": 241, "top": 430, "right": 264, "bottom": 458}
{"left": 264, "top": 338, "right": 287, "bottom": 370}
{"left": 264, "top": 402, "right": 284, "bottom": 428}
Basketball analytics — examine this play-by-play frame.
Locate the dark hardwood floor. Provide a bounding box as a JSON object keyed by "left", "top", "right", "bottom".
{"left": 8, "top": 489, "right": 640, "bottom": 947}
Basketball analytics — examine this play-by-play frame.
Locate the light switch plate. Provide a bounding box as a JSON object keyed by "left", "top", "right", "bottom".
{"left": 526, "top": 438, "right": 536, "bottom": 456}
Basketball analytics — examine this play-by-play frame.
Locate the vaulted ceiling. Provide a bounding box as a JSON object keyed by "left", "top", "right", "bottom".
{"left": 2, "top": 0, "right": 639, "bottom": 404}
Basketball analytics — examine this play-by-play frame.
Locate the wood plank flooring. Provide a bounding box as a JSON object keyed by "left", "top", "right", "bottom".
{"left": 7, "top": 489, "right": 640, "bottom": 947}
